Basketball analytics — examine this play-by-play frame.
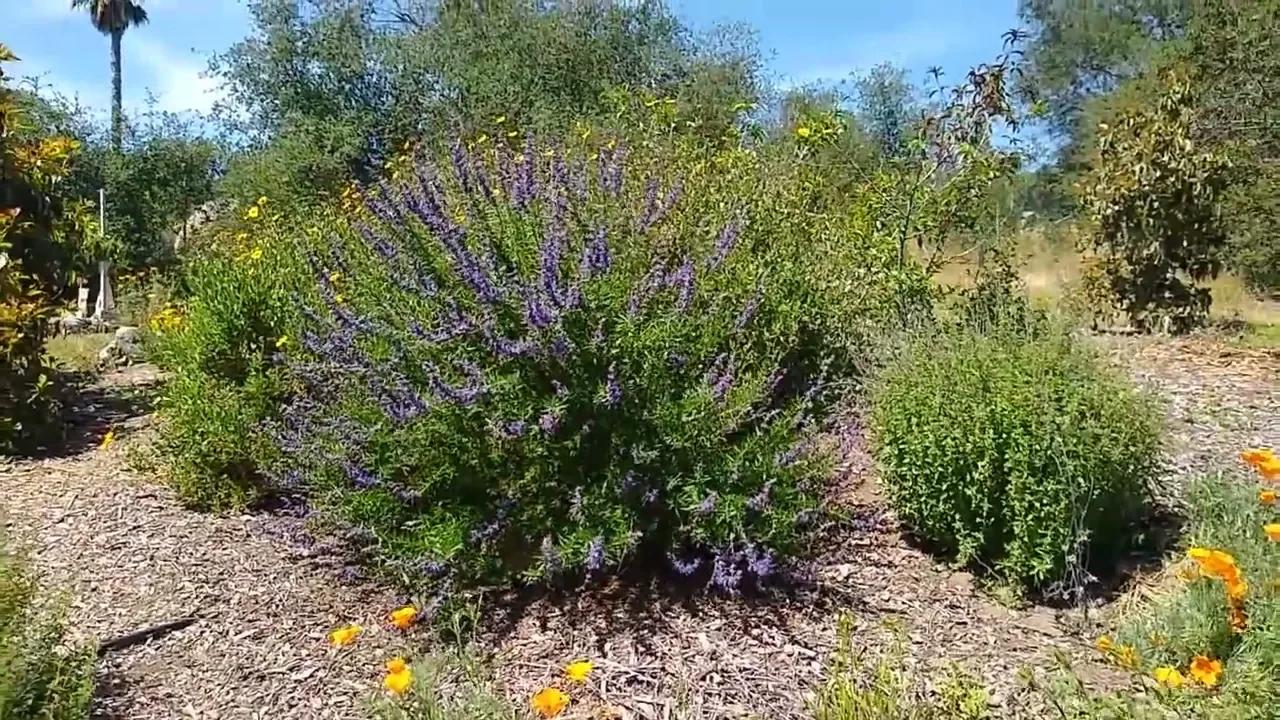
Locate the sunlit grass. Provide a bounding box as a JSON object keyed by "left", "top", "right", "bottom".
{"left": 43, "top": 332, "right": 114, "bottom": 373}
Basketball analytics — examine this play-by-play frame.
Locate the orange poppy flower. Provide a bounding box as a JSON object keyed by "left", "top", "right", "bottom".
{"left": 1188, "top": 655, "right": 1222, "bottom": 687}
{"left": 1228, "top": 604, "right": 1248, "bottom": 634}
{"left": 1265, "top": 523, "right": 1280, "bottom": 542}
{"left": 328, "top": 624, "right": 362, "bottom": 647}
{"left": 1261, "top": 489, "right": 1277, "bottom": 506}
{"left": 1153, "top": 666, "right": 1184, "bottom": 689}
{"left": 384, "top": 667, "right": 413, "bottom": 695}
{"left": 1188, "top": 548, "right": 1239, "bottom": 580}
{"left": 1241, "top": 448, "right": 1272, "bottom": 466}
{"left": 530, "top": 688, "right": 569, "bottom": 717}
{"left": 389, "top": 605, "right": 418, "bottom": 630}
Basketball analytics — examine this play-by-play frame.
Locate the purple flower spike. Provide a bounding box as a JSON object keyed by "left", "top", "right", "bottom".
{"left": 343, "top": 460, "right": 380, "bottom": 489}
{"left": 708, "top": 216, "right": 742, "bottom": 269}
{"left": 697, "top": 492, "right": 718, "bottom": 515}
{"left": 747, "top": 480, "right": 774, "bottom": 512}
{"left": 582, "top": 226, "right": 611, "bottom": 276}
{"left": 734, "top": 282, "right": 765, "bottom": 331}
{"left": 496, "top": 419, "right": 527, "bottom": 439}
{"left": 604, "top": 363, "right": 622, "bottom": 407}
{"left": 586, "top": 536, "right": 606, "bottom": 574}
{"left": 513, "top": 138, "right": 537, "bottom": 210}
{"left": 711, "top": 549, "right": 744, "bottom": 593}
{"left": 670, "top": 553, "right": 703, "bottom": 577}
{"left": 450, "top": 141, "right": 473, "bottom": 194}
{"left": 746, "top": 544, "right": 777, "bottom": 581}
{"left": 538, "top": 411, "right": 561, "bottom": 435}
{"left": 541, "top": 536, "right": 563, "bottom": 577}
{"left": 668, "top": 257, "right": 696, "bottom": 311}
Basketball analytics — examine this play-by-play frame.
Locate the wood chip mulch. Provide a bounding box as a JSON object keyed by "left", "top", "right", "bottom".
{"left": 0, "top": 336, "right": 1274, "bottom": 719}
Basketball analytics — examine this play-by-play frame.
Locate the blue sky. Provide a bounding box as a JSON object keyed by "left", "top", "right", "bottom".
{"left": 9, "top": 0, "right": 1022, "bottom": 117}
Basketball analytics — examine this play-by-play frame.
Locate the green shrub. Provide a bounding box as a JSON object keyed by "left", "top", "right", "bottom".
{"left": 869, "top": 327, "right": 1160, "bottom": 589}
{"left": 150, "top": 237, "right": 299, "bottom": 509}
{"left": 0, "top": 526, "right": 96, "bottom": 720}
{"left": 266, "top": 134, "right": 924, "bottom": 594}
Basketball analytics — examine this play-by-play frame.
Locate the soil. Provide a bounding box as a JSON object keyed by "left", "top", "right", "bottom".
{"left": 1, "top": 336, "right": 1276, "bottom": 719}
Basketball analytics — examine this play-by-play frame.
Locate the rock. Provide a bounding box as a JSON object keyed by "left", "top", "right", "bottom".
{"left": 98, "top": 326, "right": 146, "bottom": 368}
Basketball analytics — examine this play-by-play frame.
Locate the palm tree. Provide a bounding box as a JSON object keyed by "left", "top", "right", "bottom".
{"left": 73, "top": 0, "right": 148, "bottom": 152}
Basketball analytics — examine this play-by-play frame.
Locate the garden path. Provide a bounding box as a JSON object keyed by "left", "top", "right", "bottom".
{"left": 0, "top": 336, "right": 1275, "bottom": 720}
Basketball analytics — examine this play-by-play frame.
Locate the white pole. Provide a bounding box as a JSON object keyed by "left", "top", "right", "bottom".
{"left": 93, "top": 189, "right": 114, "bottom": 321}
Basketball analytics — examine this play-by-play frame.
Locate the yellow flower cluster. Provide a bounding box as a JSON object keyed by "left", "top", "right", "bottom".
{"left": 149, "top": 305, "right": 184, "bottom": 334}
{"left": 529, "top": 660, "right": 594, "bottom": 717}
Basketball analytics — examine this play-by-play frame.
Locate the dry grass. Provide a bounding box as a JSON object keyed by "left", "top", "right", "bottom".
{"left": 44, "top": 332, "right": 115, "bottom": 373}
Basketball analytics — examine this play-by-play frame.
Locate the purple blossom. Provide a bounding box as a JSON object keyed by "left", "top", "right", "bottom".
{"left": 734, "top": 282, "right": 765, "bottom": 331}
{"left": 747, "top": 480, "right": 774, "bottom": 512}
{"left": 423, "top": 359, "right": 486, "bottom": 405}
{"left": 598, "top": 144, "right": 626, "bottom": 196}
{"left": 541, "top": 536, "right": 563, "bottom": 577}
{"left": 668, "top": 257, "right": 696, "bottom": 311}
{"left": 586, "top": 536, "right": 606, "bottom": 574}
{"left": 711, "top": 549, "right": 744, "bottom": 593}
{"left": 420, "top": 560, "right": 449, "bottom": 579}
{"left": 523, "top": 290, "right": 557, "bottom": 331}
{"left": 450, "top": 141, "right": 473, "bottom": 194}
{"left": 393, "top": 485, "right": 424, "bottom": 504}
{"left": 570, "top": 488, "right": 585, "bottom": 520}
{"left": 496, "top": 419, "right": 527, "bottom": 439}
{"left": 581, "top": 226, "right": 611, "bottom": 277}
{"left": 776, "top": 438, "right": 812, "bottom": 468}
{"left": 708, "top": 217, "right": 742, "bottom": 269}
{"left": 539, "top": 218, "right": 566, "bottom": 306}
{"left": 343, "top": 461, "right": 380, "bottom": 489}
{"left": 697, "top": 492, "right": 718, "bottom": 515}
{"left": 670, "top": 553, "right": 703, "bottom": 577}
{"left": 604, "top": 363, "right": 622, "bottom": 407}
{"left": 637, "top": 177, "right": 659, "bottom": 232}
{"left": 485, "top": 331, "right": 535, "bottom": 359}
{"left": 568, "top": 159, "right": 588, "bottom": 200}
{"left": 469, "top": 499, "right": 515, "bottom": 544}
{"left": 549, "top": 333, "right": 572, "bottom": 359}
{"left": 627, "top": 257, "right": 667, "bottom": 315}
{"left": 538, "top": 411, "right": 562, "bottom": 435}
{"left": 745, "top": 544, "right": 777, "bottom": 581}
{"left": 513, "top": 138, "right": 537, "bottom": 209}
{"left": 705, "top": 353, "right": 736, "bottom": 403}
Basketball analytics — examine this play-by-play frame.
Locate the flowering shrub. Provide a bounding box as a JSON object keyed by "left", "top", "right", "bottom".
{"left": 150, "top": 202, "right": 302, "bottom": 509}
{"left": 265, "top": 135, "right": 923, "bottom": 594}
{"left": 870, "top": 326, "right": 1160, "bottom": 590}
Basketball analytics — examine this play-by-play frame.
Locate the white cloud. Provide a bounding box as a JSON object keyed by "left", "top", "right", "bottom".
{"left": 125, "top": 36, "right": 224, "bottom": 114}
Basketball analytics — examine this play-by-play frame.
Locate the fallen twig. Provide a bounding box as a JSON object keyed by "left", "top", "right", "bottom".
{"left": 98, "top": 616, "right": 199, "bottom": 656}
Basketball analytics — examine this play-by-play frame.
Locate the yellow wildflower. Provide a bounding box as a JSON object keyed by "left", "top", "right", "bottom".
{"left": 256, "top": 195, "right": 268, "bottom": 206}
{"left": 1188, "top": 655, "right": 1222, "bottom": 687}
{"left": 494, "top": 115, "right": 507, "bottom": 124}
{"left": 385, "top": 657, "right": 408, "bottom": 674}
{"left": 245, "top": 205, "right": 261, "bottom": 220}
{"left": 1094, "top": 635, "right": 1113, "bottom": 653}
{"left": 384, "top": 666, "right": 413, "bottom": 695}
{"left": 334, "top": 294, "right": 345, "bottom": 304}
{"left": 328, "top": 624, "right": 361, "bottom": 647}
{"left": 389, "top": 605, "right": 418, "bottom": 630}
{"left": 249, "top": 247, "right": 263, "bottom": 261}
{"left": 530, "top": 688, "right": 568, "bottom": 717}
{"left": 1114, "top": 644, "right": 1139, "bottom": 669}
{"left": 275, "top": 335, "right": 289, "bottom": 349}
{"left": 329, "top": 271, "right": 342, "bottom": 284}
{"left": 1265, "top": 523, "right": 1280, "bottom": 542}
{"left": 1262, "top": 489, "right": 1277, "bottom": 506}
{"left": 795, "top": 126, "right": 813, "bottom": 139}
{"left": 100, "top": 429, "right": 116, "bottom": 450}
{"left": 1152, "top": 666, "right": 1184, "bottom": 689}
{"left": 564, "top": 660, "right": 593, "bottom": 682}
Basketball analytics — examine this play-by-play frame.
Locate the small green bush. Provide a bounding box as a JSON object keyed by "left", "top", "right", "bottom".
{"left": 150, "top": 240, "right": 299, "bottom": 509}
{"left": 870, "top": 327, "right": 1160, "bottom": 589}
{"left": 811, "top": 616, "right": 990, "bottom": 720}
{"left": 0, "top": 527, "right": 96, "bottom": 720}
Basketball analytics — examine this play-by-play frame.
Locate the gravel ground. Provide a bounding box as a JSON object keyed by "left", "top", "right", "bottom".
{"left": 1, "top": 336, "right": 1275, "bottom": 719}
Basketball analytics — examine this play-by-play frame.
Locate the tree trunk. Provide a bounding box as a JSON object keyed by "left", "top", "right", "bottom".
{"left": 110, "top": 28, "right": 123, "bottom": 152}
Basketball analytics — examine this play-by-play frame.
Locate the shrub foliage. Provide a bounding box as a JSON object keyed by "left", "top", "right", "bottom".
{"left": 870, "top": 327, "right": 1160, "bottom": 589}
{"left": 0, "top": 526, "right": 96, "bottom": 720}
